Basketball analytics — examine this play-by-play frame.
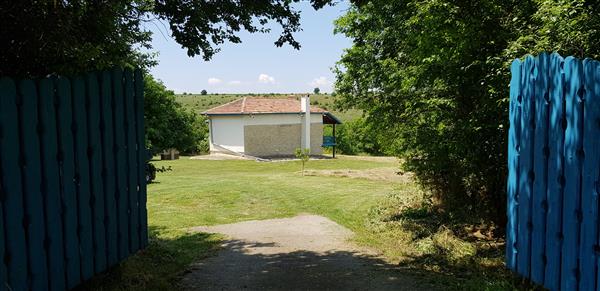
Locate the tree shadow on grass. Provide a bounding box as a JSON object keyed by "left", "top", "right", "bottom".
{"left": 179, "top": 238, "right": 437, "bottom": 291}
{"left": 75, "top": 225, "right": 222, "bottom": 291}
{"left": 74, "top": 221, "right": 540, "bottom": 291}
{"left": 77, "top": 225, "right": 445, "bottom": 291}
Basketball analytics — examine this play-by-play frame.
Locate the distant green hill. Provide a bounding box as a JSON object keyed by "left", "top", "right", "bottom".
{"left": 175, "top": 93, "right": 361, "bottom": 122}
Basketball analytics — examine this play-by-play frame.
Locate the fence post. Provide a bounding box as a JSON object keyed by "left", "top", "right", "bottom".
{"left": 134, "top": 69, "right": 148, "bottom": 247}
{"left": 561, "top": 56, "right": 584, "bottom": 291}
{"left": 56, "top": 77, "right": 82, "bottom": 288}
{"left": 38, "top": 78, "right": 66, "bottom": 291}
{"left": 0, "top": 78, "right": 28, "bottom": 291}
{"left": 531, "top": 53, "right": 550, "bottom": 285}
{"left": 0, "top": 162, "right": 5, "bottom": 291}
{"left": 72, "top": 76, "right": 95, "bottom": 280}
{"left": 579, "top": 59, "right": 600, "bottom": 291}
{"left": 86, "top": 72, "right": 108, "bottom": 273}
{"left": 19, "top": 79, "right": 49, "bottom": 290}
{"left": 112, "top": 67, "right": 130, "bottom": 260}
{"left": 100, "top": 71, "right": 119, "bottom": 267}
{"left": 544, "top": 52, "right": 565, "bottom": 291}
{"left": 517, "top": 55, "right": 535, "bottom": 277}
{"left": 124, "top": 69, "right": 140, "bottom": 252}
{"left": 507, "top": 58, "right": 522, "bottom": 270}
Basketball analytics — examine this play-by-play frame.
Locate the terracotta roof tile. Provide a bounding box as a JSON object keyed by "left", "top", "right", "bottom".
{"left": 203, "top": 97, "right": 328, "bottom": 115}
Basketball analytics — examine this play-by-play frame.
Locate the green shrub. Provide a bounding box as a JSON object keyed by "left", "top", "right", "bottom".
{"left": 145, "top": 75, "right": 208, "bottom": 155}
{"left": 334, "top": 117, "right": 390, "bottom": 156}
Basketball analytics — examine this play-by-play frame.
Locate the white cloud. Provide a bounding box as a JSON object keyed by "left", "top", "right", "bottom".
{"left": 207, "top": 77, "right": 222, "bottom": 85}
{"left": 309, "top": 76, "right": 330, "bottom": 88}
{"left": 228, "top": 80, "right": 242, "bottom": 86}
{"left": 258, "top": 73, "right": 275, "bottom": 84}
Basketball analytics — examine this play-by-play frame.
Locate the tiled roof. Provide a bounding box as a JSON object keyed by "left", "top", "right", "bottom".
{"left": 203, "top": 97, "right": 328, "bottom": 115}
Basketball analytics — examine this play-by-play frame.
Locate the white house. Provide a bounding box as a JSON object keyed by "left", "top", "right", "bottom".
{"left": 203, "top": 96, "right": 341, "bottom": 158}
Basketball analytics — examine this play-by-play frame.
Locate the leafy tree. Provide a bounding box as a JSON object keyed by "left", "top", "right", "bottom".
{"left": 201, "top": 89, "right": 208, "bottom": 95}
{"left": 334, "top": 0, "right": 600, "bottom": 224}
{"left": 144, "top": 75, "right": 207, "bottom": 154}
{"left": 506, "top": 1, "right": 600, "bottom": 59}
{"left": 313, "top": 87, "right": 320, "bottom": 94}
{"left": 0, "top": 0, "right": 336, "bottom": 78}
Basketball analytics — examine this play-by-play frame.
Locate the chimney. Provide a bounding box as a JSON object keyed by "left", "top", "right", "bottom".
{"left": 301, "top": 95, "right": 311, "bottom": 152}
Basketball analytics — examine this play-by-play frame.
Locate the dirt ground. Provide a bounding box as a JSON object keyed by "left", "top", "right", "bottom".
{"left": 181, "top": 215, "right": 431, "bottom": 290}
{"left": 336, "top": 155, "right": 399, "bottom": 163}
{"left": 303, "top": 167, "right": 412, "bottom": 183}
{"left": 190, "top": 153, "right": 250, "bottom": 160}
{"left": 189, "top": 153, "right": 333, "bottom": 161}
{"left": 189, "top": 154, "right": 399, "bottom": 163}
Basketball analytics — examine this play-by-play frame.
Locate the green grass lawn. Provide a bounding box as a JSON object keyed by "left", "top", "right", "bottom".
{"left": 149, "top": 157, "right": 398, "bottom": 228}
{"left": 80, "top": 156, "right": 521, "bottom": 291}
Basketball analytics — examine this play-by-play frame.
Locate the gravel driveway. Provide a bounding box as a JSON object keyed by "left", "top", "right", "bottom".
{"left": 181, "top": 215, "right": 430, "bottom": 290}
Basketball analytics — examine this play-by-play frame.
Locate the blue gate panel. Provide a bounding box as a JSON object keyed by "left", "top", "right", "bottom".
{"left": 508, "top": 53, "right": 600, "bottom": 291}
{"left": 0, "top": 68, "right": 148, "bottom": 290}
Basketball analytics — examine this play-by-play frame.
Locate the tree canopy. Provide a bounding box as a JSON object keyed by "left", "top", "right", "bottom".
{"left": 0, "top": 0, "right": 335, "bottom": 78}
{"left": 334, "top": 0, "right": 600, "bottom": 224}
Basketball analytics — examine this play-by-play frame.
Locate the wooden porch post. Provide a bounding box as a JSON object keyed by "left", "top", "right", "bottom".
{"left": 333, "top": 124, "right": 336, "bottom": 158}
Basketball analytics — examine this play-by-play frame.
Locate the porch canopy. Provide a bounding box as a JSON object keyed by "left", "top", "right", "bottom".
{"left": 322, "top": 112, "right": 342, "bottom": 125}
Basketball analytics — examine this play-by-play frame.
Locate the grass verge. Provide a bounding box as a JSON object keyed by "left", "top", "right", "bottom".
{"left": 358, "top": 188, "right": 539, "bottom": 290}
{"left": 78, "top": 156, "right": 535, "bottom": 290}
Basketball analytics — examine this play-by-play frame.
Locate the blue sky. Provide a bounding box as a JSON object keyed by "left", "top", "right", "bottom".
{"left": 145, "top": 1, "right": 351, "bottom": 94}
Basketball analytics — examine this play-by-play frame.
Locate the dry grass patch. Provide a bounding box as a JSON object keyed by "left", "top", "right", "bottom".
{"left": 304, "top": 167, "right": 412, "bottom": 182}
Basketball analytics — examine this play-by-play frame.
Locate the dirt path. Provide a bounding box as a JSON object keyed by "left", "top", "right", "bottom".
{"left": 181, "top": 215, "right": 430, "bottom": 290}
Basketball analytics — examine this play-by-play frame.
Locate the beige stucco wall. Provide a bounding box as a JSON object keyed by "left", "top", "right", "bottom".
{"left": 310, "top": 123, "right": 323, "bottom": 154}
{"left": 244, "top": 123, "right": 323, "bottom": 157}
